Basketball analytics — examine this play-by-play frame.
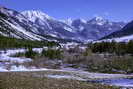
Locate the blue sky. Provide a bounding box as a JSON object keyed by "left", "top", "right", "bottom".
{"left": 0, "top": 0, "right": 133, "bottom": 21}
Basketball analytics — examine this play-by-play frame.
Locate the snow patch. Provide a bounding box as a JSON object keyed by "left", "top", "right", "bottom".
{"left": 64, "top": 26, "right": 75, "bottom": 32}
{"left": 97, "top": 35, "right": 133, "bottom": 43}
{"left": 47, "top": 74, "right": 86, "bottom": 81}
{"left": 22, "top": 10, "right": 53, "bottom": 22}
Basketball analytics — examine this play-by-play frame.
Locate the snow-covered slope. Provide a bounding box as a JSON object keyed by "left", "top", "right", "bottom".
{"left": 0, "top": 6, "right": 126, "bottom": 42}
{"left": 111, "top": 35, "right": 133, "bottom": 42}
{"left": 21, "top": 11, "right": 81, "bottom": 41}
{"left": 61, "top": 18, "right": 73, "bottom": 26}
{"left": 89, "top": 16, "right": 107, "bottom": 25}
{"left": 70, "top": 17, "right": 126, "bottom": 40}
{"left": 99, "top": 20, "right": 133, "bottom": 42}
{"left": 0, "top": 6, "right": 77, "bottom": 42}
{"left": 102, "top": 20, "right": 133, "bottom": 40}
{"left": 22, "top": 10, "right": 53, "bottom": 31}
{"left": 96, "top": 35, "right": 133, "bottom": 43}
{"left": 22, "top": 10, "right": 53, "bottom": 22}
{"left": 0, "top": 6, "right": 47, "bottom": 41}
{"left": 22, "top": 11, "right": 126, "bottom": 41}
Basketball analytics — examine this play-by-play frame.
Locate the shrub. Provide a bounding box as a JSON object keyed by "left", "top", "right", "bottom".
{"left": 25, "top": 48, "right": 39, "bottom": 59}
{"left": 83, "top": 48, "right": 93, "bottom": 56}
{"left": 41, "top": 49, "right": 63, "bottom": 59}
{"left": 67, "top": 46, "right": 83, "bottom": 54}
{"left": 89, "top": 41, "right": 133, "bottom": 55}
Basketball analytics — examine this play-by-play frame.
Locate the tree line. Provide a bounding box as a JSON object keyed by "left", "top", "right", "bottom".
{"left": 89, "top": 40, "right": 133, "bottom": 55}
{"left": 0, "top": 35, "right": 59, "bottom": 49}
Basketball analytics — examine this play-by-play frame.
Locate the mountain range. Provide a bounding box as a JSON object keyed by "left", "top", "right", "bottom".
{"left": 65, "top": 17, "right": 125, "bottom": 40}
{"left": 99, "top": 20, "right": 133, "bottom": 42}
{"left": 0, "top": 6, "right": 128, "bottom": 42}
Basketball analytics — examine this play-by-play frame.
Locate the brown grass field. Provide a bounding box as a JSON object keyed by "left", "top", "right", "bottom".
{"left": 0, "top": 72, "right": 119, "bottom": 89}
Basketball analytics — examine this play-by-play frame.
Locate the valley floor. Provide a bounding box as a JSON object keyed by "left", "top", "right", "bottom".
{"left": 0, "top": 48, "right": 133, "bottom": 89}
{"left": 0, "top": 72, "right": 119, "bottom": 89}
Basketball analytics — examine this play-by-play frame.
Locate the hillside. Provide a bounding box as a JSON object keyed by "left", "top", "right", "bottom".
{"left": 102, "top": 21, "right": 133, "bottom": 39}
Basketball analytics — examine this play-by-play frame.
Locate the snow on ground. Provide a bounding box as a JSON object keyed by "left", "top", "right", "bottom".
{"left": 0, "top": 49, "right": 31, "bottom": 63}
{"left": 0, "top": 48, "right": 45, "bottom": 71}
{"left": 0, "top": 66, "right": 48, "bottom": 72}
{"left": 2, "top": 66, "right": 133, "bottom": 87}
{"left": 1, "top": 48, "right": 133, "bottom": 87}
{"left": 0, "top": 48, "right": 132, "bottom": 80}
{"left": 0, "top": 56, "right": 31, "bottom": 63}
{"left": 112, "top": 35, "right": 133, "bottom": 42}
{"left": 91, "top": 78, "right": 133, "bottom": 87}
{"left": 96, "top": 35, "right": 133, "bottom": 43}
{"left": 47, "top": 74, "right": 86, "bottom": 81}
{"left": 32, "top": 48, "right": 43, "bottom": 53}
{"left": 0, "top": 48, "right": 44, "bottom": 62}
{"left": 109, "top": 79, "right": 133, "bottom": 87}
{"left": 60, "top": 42, "right": 78, "bottom": 49}
{"left": 0, "top": 67, "right": 8, "bottom": 71}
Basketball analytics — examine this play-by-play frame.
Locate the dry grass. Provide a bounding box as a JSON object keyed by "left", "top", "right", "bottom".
{"left": 0, "top": 72, "right": 119, "bottom": 89}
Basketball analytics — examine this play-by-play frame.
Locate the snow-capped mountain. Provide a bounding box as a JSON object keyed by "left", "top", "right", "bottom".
{"left": 0, "top": 6, "right": 45, "bottom": 41}
{"left": 21, "top": 10, "right": 81, "bottom": 40}
{"left": 22, "top": 10, "right": 126, "bottom": 41}
{"left": 22, "top": 10, "right": 53, "bottom": 31}
{"left": 100, "top": 20, "right": 133, "bottom": 42}
{"left": 61, "top": 18, "right": 73, "bottom": 26}
{"left": 102, "top": 20, "right": 133, "bottom": 39}
{"left": 22, "top": 10, "right": 53, "bottom": 22}
{"left": 0, "top": 6, "right": 79, "bottom": 42}
{"left": 0, "top": 6, "right": 127, "bottom": 42}
{"left": 66, "top": 17, "right": 126, "bottom": 40}
{"left": 71, "top": 19, "right": 87, "bottom": 32}
{"left": 88, "top": 16, "right": 107, "bottom": 25}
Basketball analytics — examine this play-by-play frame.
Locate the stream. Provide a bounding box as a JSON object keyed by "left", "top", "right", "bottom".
{"left": 88, "top": 78, "right": 133, "bottom": 88}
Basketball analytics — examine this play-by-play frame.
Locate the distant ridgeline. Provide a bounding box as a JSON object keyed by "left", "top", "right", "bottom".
{"left": 101, "top": 21, "right": 133, "bottom": 40}
{"left": 0, "top": 35, "right": 59, "bottom": 49}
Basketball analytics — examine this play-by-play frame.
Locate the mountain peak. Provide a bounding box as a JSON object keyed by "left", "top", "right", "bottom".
{"left": 0, "top": 6, "right": 126, "bottom": 42}
{"left": 61, "top": 18, "right": 73, "bottom": 25}
{"left": 88, "top": 16, "right": 108, "bottom": 25}
{"left": 62, "top": 18, "right": 87, "bottom": 25}
{"left": 21, "top": 10, "right": 53, "bottom": 22}
{"left": 74, "top": 18, "right": 87, "bottom": 23}
{"left": 94, "top": 16, "right": 104, "bottom": 21}
{"left": 80, "top": 19, "right": 87, "bottom": 23}
{"left": 72, "top": 18, "right": 87, "bottom": 24}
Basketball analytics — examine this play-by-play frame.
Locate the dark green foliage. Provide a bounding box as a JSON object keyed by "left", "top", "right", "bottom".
{"left": 90, "top": 41, "right": 133, "bottom": 55}
{"left": 111, "top": 57, "right": 133, "bottom": 73}
{"left": 41, "top": 49, "right": 62, "bottom": 59}
{"left": 0, "top": 35, "right": 59, "bottom": 49}
{"left": 41, "top": 34, "right": 81, "bottom": 44}
{"left": 12, "top": 48, "right": 40, "bottom": 59}
{"left": 25, "top": 48, "right": 39, "bottom": 59}
{"left": 62, "top": 47, "right": 133, "bottom": 73}
{"left": 87, "top": 56, "right": 133, "bottom": 74}
{"left": 83, "top": 48, "right": 93, "bottom": 56}
{"left": 126, "top": 40, "right": 133, "bottom": 54}
{"left": 67, "top": 46, "right": 83, "bottom": 53}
